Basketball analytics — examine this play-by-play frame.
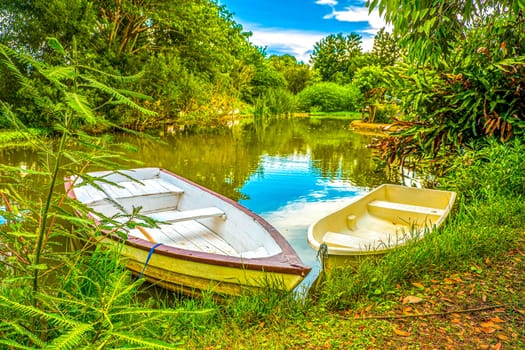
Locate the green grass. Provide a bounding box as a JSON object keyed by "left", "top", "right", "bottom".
{"left": 0, "top": 129, "right": 48, "bottom": 149}
{"left": 304, "top": 111, "right": 362, "bottom": 120}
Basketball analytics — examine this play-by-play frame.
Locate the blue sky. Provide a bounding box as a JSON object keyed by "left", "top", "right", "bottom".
{"left": 219, "top": 0, "right": 389, "bottom": 63}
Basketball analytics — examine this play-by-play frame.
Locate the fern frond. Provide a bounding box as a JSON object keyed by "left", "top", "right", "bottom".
{"left": 0, "top": 46, "right": 35, "bottom": 90}
{"left": 0, "top": 339, "right": 33, "bottom": 350}
{"left": 38, "top": 292, "right": 97, "bottom": 314}
{"left": 110, "top": 331, "right": 181, "bottom": 349}
{"left": 1, "top": 320, "right": 46, "bottom": 348}
{"left": 0, "top": 295, "right": 79, "bottom": 328}
{"left": 0, "top": 44, "right": 43, "bottom": 72}
{"left": 114, "top": 307, "right": 212, "bottom": 318}
{"left": 80, "top": 76, "right": 157, "bottom": 117}
{"left": 42, "top": 66, "right": 76, "bottom": 82}
{"left": 102, "top": 272, "right": 138, "bottom": 311}
{"left": 78, "top": 65, "right": 146, "bottom": 82}
{"left": 48, "top": 322, "right": 93, "bottom": 350}
{"left": 115, "top": 88, "right": 154, "bottom": 101}
{"left": 64, "top": 92, "right": 96, "bottom": 124}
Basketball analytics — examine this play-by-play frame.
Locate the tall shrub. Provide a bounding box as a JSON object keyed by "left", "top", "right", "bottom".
{"left": 296, "top": 82, "right": 361, "bottom": 112}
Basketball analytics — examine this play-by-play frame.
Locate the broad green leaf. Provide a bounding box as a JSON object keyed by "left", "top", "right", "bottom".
{"left": 47, "top": 37, "right": 66, "bottom": 55}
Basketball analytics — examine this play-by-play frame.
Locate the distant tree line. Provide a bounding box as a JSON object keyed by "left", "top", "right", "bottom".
{"left": 0, "top": 0, "right": 402, "bottom": 131}
{"left": 1, "top": 0, "right": 523, "bottom": 162}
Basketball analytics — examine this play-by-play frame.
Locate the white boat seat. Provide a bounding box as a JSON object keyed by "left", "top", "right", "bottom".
{"left": 322, "top": 231, "right": 403, "bottom": 250}
{"left": 99, "top": 179, "right": 184, "bottom": 199}
{"left": 75, "top": 179, "right": 184, "bottom": 205}
{"left": 323, "top": 232, "right": 376, "bottom": 249}
{"left": 367, "top": 200, "right": 445, "bottom": 216}
{"left": 148, "top": 207, "right": 226, "bottom": 223}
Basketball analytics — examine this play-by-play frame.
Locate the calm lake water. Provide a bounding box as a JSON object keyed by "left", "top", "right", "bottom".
{"left": 1, "top": 117, "right": 393, "bottom": 290}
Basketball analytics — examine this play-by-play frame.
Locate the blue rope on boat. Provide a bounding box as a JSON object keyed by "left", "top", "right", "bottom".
{"left": 139, "top": 242, "right": 163, "bottom": 279}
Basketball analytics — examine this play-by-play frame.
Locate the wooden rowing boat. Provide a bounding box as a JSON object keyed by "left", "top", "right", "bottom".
{"left": 65, "top": 167, "right": 310, "bottom": 296}
{"left": 307, "top": 184, "right": 456, "bottom": 269}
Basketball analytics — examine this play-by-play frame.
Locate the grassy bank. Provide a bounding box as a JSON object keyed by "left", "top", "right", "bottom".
{"left": 1, "top": 139, "right": 524, "bottom": 349}
{"left": 305, "top": 111, "right": 362, "bottom": 120}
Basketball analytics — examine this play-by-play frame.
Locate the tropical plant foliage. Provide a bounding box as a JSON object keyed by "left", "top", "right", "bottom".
{"left": 369, "top": 0, "right": 525, "bottom": 164}
{"left": 0, "top": 0, "right": 268, "bottom": 128}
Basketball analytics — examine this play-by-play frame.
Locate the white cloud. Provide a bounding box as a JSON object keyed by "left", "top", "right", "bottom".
{"left": 315, "top": 0, "right": 338, "bottom": 5}
{"left": 248, "top": 27, "right": 327, "bottom": 63}
{"left": 325, "top": 6, "right": 390, "bottom": 31}
{"left": 323, "top": 6, "right": 392, "bottom": 51}
{"left": 236, "top": 2, "right": 391, "bottom": 61}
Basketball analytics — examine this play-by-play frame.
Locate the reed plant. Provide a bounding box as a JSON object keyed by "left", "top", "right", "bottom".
{"left": 253, "top": 87, "right": 296, "bottom": 119}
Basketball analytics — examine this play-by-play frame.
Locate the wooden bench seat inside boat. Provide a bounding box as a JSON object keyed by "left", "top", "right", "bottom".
{"left": 73, "top": 178, "right": 184, "bottom": 204}
{"left": 148, "top": 207, "right": 226, "bottom": 223}
{"left": 323, "top": 231, "right": 404, "bottom": 250}
{"left": 131, "top": 219, "right": 239, "bottom": 256}
{"left": 367, "top": 200, "right": 445, "bottom": 216}
{"left": 323, "top": 231, "right": 377, "bottom": 249}
{"left": 99, "top": 179, "right": 184, "bottom": 199}
{"left": 130, "top": 220, "right": 269, "bottom": 258}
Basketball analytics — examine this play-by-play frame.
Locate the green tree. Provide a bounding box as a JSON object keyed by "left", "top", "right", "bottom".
{"left": 352, "top": 66, "right": 388, "bottom": 122}
{"left": 244, "top": 61, "right": 286, "bottom": 104}
{"left": 0, "top": 0, "right": 263, "bottom": 129}
{"left": 268, "top": 54, "right": 311, "bottom": 94}
{"left": 371, "top": 28, "right": 401, "bottom": 67}
{"left": 310, "top": 33, "right": 364, "bottom": 83}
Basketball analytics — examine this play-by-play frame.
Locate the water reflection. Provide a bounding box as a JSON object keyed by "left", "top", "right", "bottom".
{"left": 0, "top": 117, "right": 392, "bottom": 291}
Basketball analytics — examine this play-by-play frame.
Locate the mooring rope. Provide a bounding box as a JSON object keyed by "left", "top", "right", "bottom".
{"left": 317, "top": 243, "right": 328, "bottom": 272}
{"left": 139, "top": 242, "right": 163, "bottom": 279}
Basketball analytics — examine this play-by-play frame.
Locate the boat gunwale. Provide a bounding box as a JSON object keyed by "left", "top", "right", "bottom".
{"left": 65, "top": 168, "right": 311, "bottom": 277}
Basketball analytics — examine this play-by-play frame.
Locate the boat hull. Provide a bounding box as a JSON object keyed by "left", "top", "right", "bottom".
{"left": 308, "top": 184, "right": 456, "bottom": 269}
{"left": 65, "top": 168, "right": 310, "bottom": 296}
{"left": 109, "top": 237, "right": 306, "bottom": 295}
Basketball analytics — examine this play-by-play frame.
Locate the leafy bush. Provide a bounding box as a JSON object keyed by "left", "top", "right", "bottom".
{"left": 373, "top": 102, "right": 401, "bottom": 123}
{"left": 296, "top": 82, "right": 361, "bottom": 112}
{"left": 443, "top": 140, "right": 525, "bottom": 202}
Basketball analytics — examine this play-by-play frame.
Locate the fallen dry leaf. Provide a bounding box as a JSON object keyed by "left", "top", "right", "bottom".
{"left": 402, "top": 295, "right": 423, "bottom": 304}
{"left": 490, "top": 316, "right": 505, "bottom": 323}
{"left": 411, "top": 282, "right": 425, "bottom": 289}
{"left": 491, "top": 342, "right": 502, "bottom": 350}
{"left": 480, "top": 321, "right": 503, "bottom": 330}
{"left": 496, "top": 334, "right": 509, "bottom": 341}
{"left": 479, "top": 327, "right": 497, "bottom": 334}
{"left": 393, "top": 327, "right": 411, "bottom": 337}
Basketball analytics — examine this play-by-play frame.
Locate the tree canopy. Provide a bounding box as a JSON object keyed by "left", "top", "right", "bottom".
{"left": 0, "top": 0, "right": 265, "bottom": 129}
{"left": 310, "top": 33, "right": 365, "bottom": 84}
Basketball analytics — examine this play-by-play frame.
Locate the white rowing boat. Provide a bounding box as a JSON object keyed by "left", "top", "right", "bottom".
{"left": 308, "top": 184, "right": 456, "bottom": 269}
{"left": 65, "top": 167, "right": 310, "bottom": 295}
